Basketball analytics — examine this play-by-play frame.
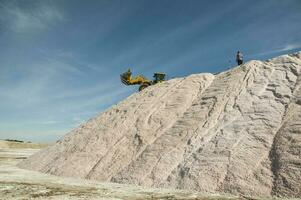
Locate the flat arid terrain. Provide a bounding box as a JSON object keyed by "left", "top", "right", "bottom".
{"left": 0, "top": 140, "right": 254, "bottom": 200}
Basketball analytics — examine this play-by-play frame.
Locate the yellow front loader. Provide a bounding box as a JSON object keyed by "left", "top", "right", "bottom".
{"left": 120, "top": 69, "right": 166, "bottom": 91}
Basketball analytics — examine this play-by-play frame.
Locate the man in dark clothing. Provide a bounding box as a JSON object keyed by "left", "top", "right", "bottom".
{"left": 236, "top": 51, "right": 243, "bottom": 65}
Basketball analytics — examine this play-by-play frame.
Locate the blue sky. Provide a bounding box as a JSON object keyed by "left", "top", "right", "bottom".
{"left": 0, "top": 0, "right": 300, "bottom": 142}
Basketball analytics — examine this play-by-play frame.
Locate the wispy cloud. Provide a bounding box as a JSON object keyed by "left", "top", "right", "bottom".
{"left": 38, "top": 120, "right": 60, "bottom": 125}
{"left": 282, "top": 44, "right": 301, "bottom": 51}
{"left": 0, "top": 59, "right": 74, "bottom": 106}
{"left": 249, "top": 43, "right": 301, "bottom": 57}
{"left": 0, "top": 1, "right": 64, "bottom": 33}
{"left": 108, "top": 0, "right": 245, "bottom": 74}
{"left": 0, "top": 48, "right": 131, "bottom": 140}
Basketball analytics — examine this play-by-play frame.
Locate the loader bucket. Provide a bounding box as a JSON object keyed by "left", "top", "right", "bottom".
{"left": 120, "top": 70, "right": 132, "bottom": 85}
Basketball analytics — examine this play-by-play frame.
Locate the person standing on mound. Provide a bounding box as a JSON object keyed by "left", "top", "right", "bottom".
{"left": 236, "top": 51, "right": 243, "bottom": 65}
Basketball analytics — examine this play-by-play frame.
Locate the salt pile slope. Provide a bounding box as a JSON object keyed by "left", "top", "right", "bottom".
{"left": 19, "top": 52, "right": 301, "bottom": 198}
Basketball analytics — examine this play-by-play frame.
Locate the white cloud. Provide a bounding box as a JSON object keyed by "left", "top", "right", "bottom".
{"left": 282, "top": 44, "right": 301, "bottom": 51}
{"left": 38, "top": 120, "right": 60, "bottom": 125}
{"left": 249, "top": 43, "right": 301, "bottom": 57}
{"left": 0, "top": 57, "right": 81, "bottom": 108}
{"left": 0, "top": 1, "right": 64, "bottom": 33}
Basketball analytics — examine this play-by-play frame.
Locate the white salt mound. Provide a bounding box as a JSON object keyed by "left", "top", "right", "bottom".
{"left": 19, "top": 52, "right": 301, "bottom": 198}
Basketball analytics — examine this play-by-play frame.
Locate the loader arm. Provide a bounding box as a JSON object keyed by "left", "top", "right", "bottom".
{"left": 120, "top": 69, "right": 151, "bottom": 86}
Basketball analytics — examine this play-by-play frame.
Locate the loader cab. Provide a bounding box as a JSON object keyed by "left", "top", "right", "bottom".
{"left": 153, "top": 73, "right": 166, "bottom": 84}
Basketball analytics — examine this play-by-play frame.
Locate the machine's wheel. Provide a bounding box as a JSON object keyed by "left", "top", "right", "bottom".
{"left": 139, "top": 84, "right": 149, "bottom": 91}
